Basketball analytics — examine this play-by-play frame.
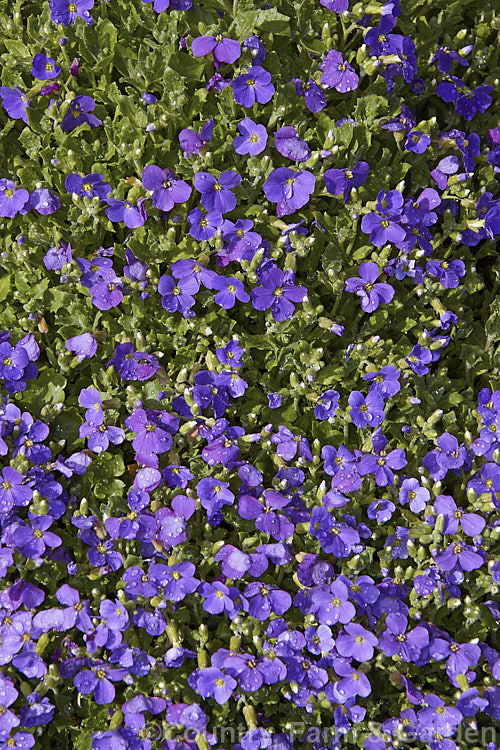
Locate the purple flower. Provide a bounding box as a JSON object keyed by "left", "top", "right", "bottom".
{"left": 363, "top": 365, "right": 401, "bottom": 398}
{"left": 199, "top": 582, "right": 235, "bottom": 615}
{"left": 0, "top": 86, "right": 29, "bottom": 123}
{"left": 348, "top": 390, "right": 385, "bottom": 429}
{"left": 233, "top": 118, "right": 268, "bottom": 155}
{"left": 31, "top": 53, "right": 61, "bottom": 80}
{"left": 320, "top": 50, "right": 359, "bottom": 92}
{"left": 158, "top": 274, "right": 198, "bottom": 316}
{"left": 107, "top": 343, "right": 160, "bottom": 381}
{"left": 239, "top": 490, "right": 293, "bottom": 540}
{"left": 194, "top": 170, "right": 241, "bottom": 213}
{"left": 61, "top": 96, "right": 101, "bottom": 131}
{"left": 311, "top": 579, "right": 355, "bottom": 625}
{"left": 0, "top": 467, "right": 32, "bottom": 515}
{"left": 125, "top": 408, "right": 176, "bottom": 468}
{"left": 105, "top": 198, "right": 147, "bottom": 228}
{"left": 336, "top": 623, "right": 378, "bottom": 661}
{"left": 50, "top": 0, "right": 94, "bottom": 25}
{"left": 197, "top": 477, "right": 234, "bottom": 519}
{"left": 263, "top": 167, "right": 315, "bottom": 216}
{"left": 251, "top": 265, "right": 307, "bottom": 321}
{"left": 66, "top": 332, "right": 97, "bottom": 361}
{"left": 212, "top": 276, "right": 250, "bottom": 309}
{"left": 142, "top": 165, "right": 192, "bottom": 211}
{"left": 405, "top": 344, "right": 433, "bottom": 375}
{"left": 433, "top": 542, "right": 484, "bottom": 572}
{"left": 274, "top": 126, "right": 311, "bottom": 162}
{"left": 426, "top": 259, "right": 465, "bottom": 289}
{"left": 0, "top": 180, "right": 29, "bottom": 218}
{"left": 361, "top": 212, "right": 406, "bottom": 247}
{"left": 405, "top": 130, "right": 431, "bottom": 154}
{"left": 191, "top": 35, "right": 241, "bottom": 64}
{"left": 187, "top": 208, "right": 223, "bottom": 240}
{"left": 74, "top": 663, "right": 126, "bottom": 705}
{"left": 232, "top": 66, "right": 275, "bottom": 108}
{"left": 314, "top": 390, "right": 340, "bottom": 420}
{"left": 399, "top": 478, "right": 430, "bottom": 512}
{"left": 13, "top": 515, "right": 62, "bottom": 558}
{"left": 243, "top": 582, "right": 291, "bottom": 620}
{"left": 345, "top": 262, "right": 394, "bottom": 312}
{"left": 324, "top": 162, "right": 369, "bottom": 203}
{"left": 64, "top": 172, "right": 111, "bottom": 200}
{"left": 379, "top": 614, "right": 429, "bottom": 661}
{"left": 195, "top": 668, "right": 237, "bottom": 704}
{"left": 163, "top": 561, "right": 199, "bottom": 601}
{"left": 293, "top": 79, "right": 327, "bottom": 112}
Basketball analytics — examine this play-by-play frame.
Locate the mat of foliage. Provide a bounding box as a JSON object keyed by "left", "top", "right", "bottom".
{"left": 0, "top": 0, "right": 499, "bottom": 747}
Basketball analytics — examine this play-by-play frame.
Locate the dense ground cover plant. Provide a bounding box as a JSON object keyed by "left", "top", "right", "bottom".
{"left": 0, "top": 0, "right": 499, "bottom": 747}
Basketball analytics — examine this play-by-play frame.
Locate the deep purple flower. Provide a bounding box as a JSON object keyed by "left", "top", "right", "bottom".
{"left": 433, "top": 542, "right": 484, "bottom": 572}
{"left": 187, "top": 208, "right": 223, "bottom": 241}
{"left": 263, "top": 167, "right": 315, "bottom": 216}
{"left": 324, "top": 162, "right": 369, "bottom": 203}
{"left": 194, "top": 170, "right": 241, "bottom": 213}
{"left": 105, "top": 198, "right": 147, "bottom": 228}
{"left": 0, "top": 86, "right": 29, "bottom": 123}
{"left": 405, "top": 345, "right": 433, "bottom": 375}
{"left": 212, "top": 276, "right": 250, "bottom": 308}
{"left": 232, "top": 66, "right": 275, "bottom": 108}
{"left": 233, "top": 118, "right": 268, "bottom": 155}
{"left": 64, "top": 172, "right": 111, "bottom": 200}
{"left": 13, "top": 515, "right": 62, "bottom": 559}
{"left": 66, "top": 332, "right": 97, "bottom": 361}
{"left": 251, "top": 265, "right": 307, "bottom": 321}
{"left": 0, "top": 180, "right": 29, "bottom": 218}
{"left": 320, "top": 50, "right": 359, "bottom": 92}
{"left": 361, "top": 212, "right": 406, "bottom": 247}
{"left": 74, "top": 662, "right": 126, "bottom": 705}
{"left": 314, "top": 390, "right": 340, "bottom": 420}
{"left": 336, "top": 623, "right": 378, "bottom": 661}
{"left": 426, "top": 259, "right": 465, "bottom": 289}
{"left": 31, "top": 53, "right": 61, "bottom": 80}
{"left": 292, "top": 79, "right": 327, "bottom": 112}
{"left": 158, "top": 274, "right": 198, "bottom": 316}
{"left": 345, "top": 262, "right": 394, "bottom": 312}
{"left": 405, "top": 130, "right": 431, "bottom": 154}
{"left": 195, "top": 667, "right": 237, "bottom": 704}
{"left": 50, "top": 0, "right": 94, "bottom": 25}
{"left": 399, "top": 478, "right": 430, "bottom": 512}
{"left": 379, "top": 615, "right": 429, "bottom": 661}
{"left": 348, "top": 390, "right": 385, "bottom": 429}
{"left": 0, "top": 467, "right": 32, "bottom": 515}
{"left": 274, "top": 127, "right": 311, "bottom": 162}
{"left": 61, "top": 96, "right": 101, "bottom": 131}
{"left": 142, "top": 165, "right": 191, "bottom": 211}
{"left": 191, "top": 35, "right": 241, "bottom": 64}
{"left": 243, "top": 582, "right": 291, "bottom": 620}
{"left": 239, "top": 490, "right": 293, "bottom": 540}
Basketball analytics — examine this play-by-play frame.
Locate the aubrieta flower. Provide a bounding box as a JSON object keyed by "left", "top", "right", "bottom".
{"left": 345, "top": 262, "right": 394, "bottom": 312}
{"left": 314, "top": 389, "right": 340, "bottom": 420}
{"left": 50, "top": 0, "right": 94, "bottom": 24}
{"left": 191, "top": 34, "right": 241, "bottom": 64}
{"left": 292, "top": 79, "right": 327, "bottom": 113}
{"left": 194, "top": 170, "right": 241, "bottom": 213}
{"left": 320, "top": 49, "right": 359, "bottom": 92}
{"left": 64, "top": 172, "right": 111, "bottom": 200}
{"left": 141, "top": 165, "right": 192, "bottom": 211}
{"left": 61, "top": 96, "right": 101, "bottom": 131}
{"left": 274, "top": 126, "right": 311, "bottom": 162}
{"left": 251, "top": 265, "right": 307, "bottom": 322}
{"left": 263, "top": 167, "right": 315, "bottom": 216}
{"left": 348, "top": 390, "right": 385, "bottom": 429}
{"left": 0, "top": 86, "right": 29, "bottom": 123}
{"left": 105, "top": 198, "right": 147, "bottom": 228}
{"left": 233, "top": 118, "right": 268, "bottom": 155}
{"left": 232, "top": 66, "right": 275, "bottom": 107}
{"left": 31, "top": 53, "right": 61, "bottom": 80}
{"left": 0, "top": 180, "right": 29, "bottom": 218}
{"left": 158, "top": 274, "right": 198, "bottom": 317}
{"left": 405, "top": 344, "right": 433, "bottom": 375}
{"left": 142, "top": 0, "right": 192, "bottom": 10}
{"left": 404, "top": 130, "right": 431, "bottom": 154}
{"left": 324, "top": 162, "right": 369, "bottom": 203}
